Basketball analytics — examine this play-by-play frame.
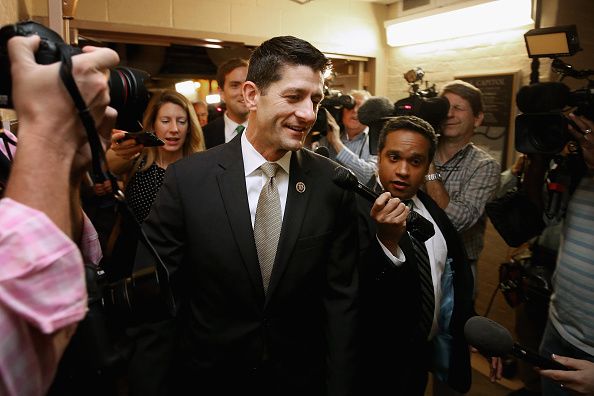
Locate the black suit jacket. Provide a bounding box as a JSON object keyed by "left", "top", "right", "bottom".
{"left": 202, "top": 116, "right": 225, "bottom": 149}
{"left": 143, "top": 135, "right": 359, "bottom": 396}
{"left": 357, "top": 189, "right": 474, "bottom": 395}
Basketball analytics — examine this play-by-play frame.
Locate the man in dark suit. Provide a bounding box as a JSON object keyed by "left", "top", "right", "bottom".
{"left": 144, "top": 36, "right": 359, "bottom": 396}
{"left": 203, "top": 58, "right": 249, "bottom": 148}
{"left": 357, "top": 116, "right": 476, "bottom": 395}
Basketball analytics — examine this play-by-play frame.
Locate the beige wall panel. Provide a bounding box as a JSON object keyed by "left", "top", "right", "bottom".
{"left": 108, "top": 0, "right": 172, "bottom": 26}
{"left": 0, "top": 0, "right": 19, "bottom": 25}
{"left": 231, "top": 4, "right": 282, "bottom": 39}
{"left": 173, "top": 0, "right": 231, "bottom": 33}
{"left": 76, "top": 0, "right": 109, "bottom": 22}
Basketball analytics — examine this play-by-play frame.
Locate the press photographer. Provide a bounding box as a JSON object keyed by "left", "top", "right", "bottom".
{"left": 316, "top": 89, "right": 378, "bottom": 186}
{"left": 1, "top": 20, "right": 181, "bottom": 395}
{"left": 353, "top": 67, "right": 450, "bottom": 158}
{"left": 0, "top": 27, "right": 119, "bottom": 396}
{"left": 489, "top": 24, "right": 594, "bottom": 396}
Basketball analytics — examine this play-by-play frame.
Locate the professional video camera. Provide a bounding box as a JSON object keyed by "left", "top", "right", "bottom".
{"left": 0, "top": 21, "right": 151, "bottom": 132}
{"left": 393, "top": 67, "right": 450, "bottom": 133}
{"left": 515, "top": 25, "right": 594, "bottom": 154}
{"left": 311, "top": 88, "right": 355, "bottom": 136}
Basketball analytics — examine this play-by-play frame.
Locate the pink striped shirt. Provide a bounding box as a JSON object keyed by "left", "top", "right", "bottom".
{"left": 0, "top": 198, "right": 101, "bottom": 396}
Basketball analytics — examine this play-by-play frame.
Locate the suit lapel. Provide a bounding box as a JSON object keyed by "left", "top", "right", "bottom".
{"left": 217, "top": 137, "right": 265, "bottom": 303}
{"left": 266, "top": 150, "right": 311, "bottom": 303}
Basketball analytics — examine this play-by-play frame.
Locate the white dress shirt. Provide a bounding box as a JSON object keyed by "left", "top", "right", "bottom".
{"left": 241, "top": 132, "right": 291, "bottom": 227}
{"left": 224, "top": 113, "right": 248, "bottom": 143}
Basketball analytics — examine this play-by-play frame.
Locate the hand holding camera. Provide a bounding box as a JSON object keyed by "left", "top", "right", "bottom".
{"left": 568, "top": 113, "right": 594, "bottom": 172}
{"left": 7, "top": 35, "right": 118, "bottom": 154}
{"left": 110, "top": 130, "right": 145, "bottom": 160}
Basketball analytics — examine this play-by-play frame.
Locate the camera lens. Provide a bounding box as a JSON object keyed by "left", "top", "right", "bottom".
{"left": 108, "top": 67, "right": 151, "bottom": 132}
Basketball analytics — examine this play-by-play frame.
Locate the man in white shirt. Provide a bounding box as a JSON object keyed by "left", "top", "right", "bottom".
{"left": 357, "top": 116, "right": 477, "bottom": 395}
{"left": 203, "top": 58, "right": 249, "bottom": 148}
{"left": 144, "top": 36, "right": 358, "bottom": 396}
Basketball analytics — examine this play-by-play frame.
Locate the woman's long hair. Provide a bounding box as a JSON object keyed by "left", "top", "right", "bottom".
{"left": 133, "top": 90, "right": 205, "bottom": 176}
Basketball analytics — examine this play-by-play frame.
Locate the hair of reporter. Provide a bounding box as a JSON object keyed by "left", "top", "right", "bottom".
{"left": 440, "top": 79, "right": 485, "bottom": 116}
{"left": 216, "top": 58, "right": 248, "bottom": 90}
{"left": 377, "top": 115, "right": 438, "bottom": 162}
{"left": 246, "top": 36, "right": 331, "bottom": 94}
{"left": 132, "top": 90, "right": 205, "bottom": 176}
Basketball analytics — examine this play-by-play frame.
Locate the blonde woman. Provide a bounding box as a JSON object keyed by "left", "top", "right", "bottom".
{"left": 107, "top": 89, "right": 204, "bottom": 222}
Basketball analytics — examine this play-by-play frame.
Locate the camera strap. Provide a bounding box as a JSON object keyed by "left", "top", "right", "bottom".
{"left": 56, "top": 44, "right": 177, "bottom": 318}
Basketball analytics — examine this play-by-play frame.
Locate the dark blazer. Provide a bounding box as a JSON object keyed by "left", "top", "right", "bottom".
{"left": 202, "top": 116, "right": 225, "bottom": 149}
{"left": 143, "top": 135, "right": 359, "bottom": 396}
{"left": 357, "top": 189, "right": 474, "bottom": 395}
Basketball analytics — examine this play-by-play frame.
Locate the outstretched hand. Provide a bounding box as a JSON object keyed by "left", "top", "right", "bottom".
{"left": 539, "top": 354, "right": 594, "bottom": 395}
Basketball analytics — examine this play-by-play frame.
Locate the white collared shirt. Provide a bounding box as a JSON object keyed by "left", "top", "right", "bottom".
{"left": 241, "top": 132, "right": 291, "bottom": 227}
{"left": 224, "top": 113, "right": 248, "bottom": 143}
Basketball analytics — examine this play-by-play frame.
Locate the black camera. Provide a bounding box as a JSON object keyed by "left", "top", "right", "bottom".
{"left": 0, "top": 21, "right": 151, "bottom": 132}
{"left": 393, "top": 67, "right": 449, "bottom": 133}
{"left": 311, "top": 88, "right": 355, "bottom": 136}
{"left": 515, "top": 74, "right": 594, "bottom": 154}
{"left": 515, "top": 25, "right": 594, "bottom": 154}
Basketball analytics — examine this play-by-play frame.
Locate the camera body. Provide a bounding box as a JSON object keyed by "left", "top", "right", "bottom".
{"left": 0, "top": 21, "right": 151, "bottom": 131}
{"left": 311, "top": 88, "right": 355, "bottom": 136}
{"left": 515, "top": 76, "right": 594, "bottom": 154}
{"left": 391, "top": 68, "right": 450, "bottom": 133}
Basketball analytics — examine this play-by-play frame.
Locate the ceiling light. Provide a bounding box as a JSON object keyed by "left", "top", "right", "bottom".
{"left": 385, "top": 0, "right": 533, "bottom": 47}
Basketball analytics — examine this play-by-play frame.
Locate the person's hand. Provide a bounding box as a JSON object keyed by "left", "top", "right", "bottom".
{"left": 511, "top": 154, "right": 527, "bottom": 176}
{"left": 489, "top": 356, "right": 503, "bottom": 382}
{"left": 110, "top": 129, "right": 144, "bottom": 160}
{"left": 539, "top": 354, "right": 594, "bottom": 395}
{"left": 7, "top": 35, "right": 119, "bottom": 153}
{"left": 370, "top": 192, "right": 409, "bottom": 255}
{"left": 93, "top": 180, "right": 113, "bottom": 196}
{"left": 568, "top": 113, "right": 594, "bottom": 172}
{"left": 325, "top": 110, "right": 341, "bottom": 142}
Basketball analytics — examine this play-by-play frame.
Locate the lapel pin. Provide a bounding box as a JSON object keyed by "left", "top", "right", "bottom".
{"left": 296, "top": 181, "right": 306, "bottom": 193}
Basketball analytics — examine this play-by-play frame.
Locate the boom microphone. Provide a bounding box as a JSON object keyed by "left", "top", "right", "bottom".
{"left": 464, "top": 316, "right": 569, "bottom": 371}
{"left": 333, "top": 166, "right": 435, "bottom": 242}
{"left": 358, "top": 96, "right": 395, "bottom": 156}
{"left": 357, "top": 96, "right": 395, "bottom": 127}
{"left": 516, "top": 82, "right": 570, "bottom": 113}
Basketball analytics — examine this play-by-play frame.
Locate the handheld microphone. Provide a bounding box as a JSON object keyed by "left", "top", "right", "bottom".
{"left": 464, "top": 316, "right": 569, "bottom": 371}
{"left": 314, "top": 145, "right": 330, "bottom": 158}
{"left": 332, "top": 166, "right": 435, "bottom": 242}
{"left": 332, "top": 165, "right": 378, "bottom": 202}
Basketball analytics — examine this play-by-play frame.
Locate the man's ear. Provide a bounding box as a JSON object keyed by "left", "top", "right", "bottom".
{"left": 243, "top": 81, "right": 259, "bottom": 111}
{"left": 474, "top": 111, "right": 484, "bottom": 128}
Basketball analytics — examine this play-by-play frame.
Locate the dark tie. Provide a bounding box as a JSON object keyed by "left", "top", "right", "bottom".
{"left": 254, "top": 162, "right": 282, "bottom": 294}
{"left": 404, "top": 200, "right": 435, "bottom": 339}
{"left": 234, "top": 124, "right": 245, "bottom": 135}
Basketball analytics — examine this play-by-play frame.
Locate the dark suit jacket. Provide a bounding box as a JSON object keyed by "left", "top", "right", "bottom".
{"left": 202, "top": 116, "right": 225, "bottom": 149}
{"left": 143, "top": 135, "right": 359, "bottom": 396}
{"left": 357, "top": 189, "right": 474, "bottom": 395}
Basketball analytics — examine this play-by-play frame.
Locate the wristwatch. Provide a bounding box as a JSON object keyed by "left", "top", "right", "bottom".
{"left": 425, "top": 172, "right": 442, "bottom": 182}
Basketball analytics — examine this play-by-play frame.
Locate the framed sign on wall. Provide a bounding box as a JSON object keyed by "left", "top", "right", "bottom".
{"left": 455, "top": 71, "right": 522, "bottom": 168}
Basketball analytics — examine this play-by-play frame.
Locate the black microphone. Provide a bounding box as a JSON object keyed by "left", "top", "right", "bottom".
{"left": 332, "top": 166, "right": 435, "bottom": 242}
{"left": 357, "top": 96, "right": 395, "bottom": 127}
{"left": 358, "top": 96, "right": 395, "bottom": 156}
{"left": 516, "top": 82, "right": 570, "bottom": 113}
{"left": 314, "top": 145, "right": 330, "bottom": 158}
{"left": 464, "top": 316, "right": 569, "bottom": 371}
{"left": 333, "top": 165, "right": 379, "bottom": 202}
